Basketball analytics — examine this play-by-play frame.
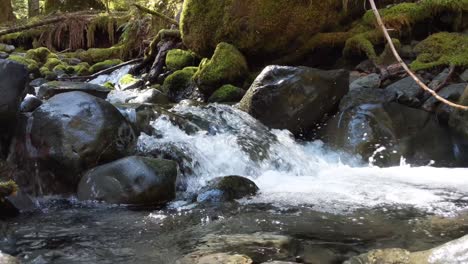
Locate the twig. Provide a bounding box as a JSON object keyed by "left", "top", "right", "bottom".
{"left": 369, "top": 0, "right": 468, "bottom": 110}
{"left": 133, "top": 4, "right": 179, "bottom": 27}
{"left": 58, "top": 58, "right": 143, "bottom": 81}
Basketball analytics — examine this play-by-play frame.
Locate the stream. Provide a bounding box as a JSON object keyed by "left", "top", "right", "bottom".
{"left": 1, "top": 68, "right": 468, "bottom": 264}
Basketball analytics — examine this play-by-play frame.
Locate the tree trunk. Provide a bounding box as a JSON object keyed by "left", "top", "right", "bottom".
{"left": 0, "top": 0, "right": 16, "bottom": 24}
{"left": 28, "top": 0, "right": 40, "bottom": 17}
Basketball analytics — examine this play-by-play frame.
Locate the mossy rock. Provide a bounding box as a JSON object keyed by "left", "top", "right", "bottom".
{"left": 73, "top": 46, "right": 123, "bottom": 65}
{"left": 117, "top": 74, "right": 143, "bottom": 90}
{"left": 166, "top": 49, "right": 199, "bottom": 71}
{"left": 8, "top": 55, "right": 39, "bottom": 72}
{"left": 40, "top": 66, "right": 57, "bottom": 80}
{"left": 208, "top": 84, "right": 245, "bottom": 103}
{"left": 193, "top": 43, "right": 248, "bottom": 96}
{"left": 180, "top": 0, "right": 362, "bottom": 62}
{"left": 0, "top": 180, "right": 17, "bottom": 200}
{"left": 162, "top": 67, "right": 198, "bottom": 100}
{"left": 72, "top": 62, "right": 91, "bottom": 76}
{"left": 25, "top": 47, "right": 53, "bottom": 64}
{"left": 410, "top": 32, "right": 468, "bottom": 71}
{"left": 89, "top": 59, "right": 122, "bottom": 74}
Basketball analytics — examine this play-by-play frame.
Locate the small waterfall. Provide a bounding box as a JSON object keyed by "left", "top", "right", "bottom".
{"left": 137, "top": 103, "right": 468, "bottom": 215}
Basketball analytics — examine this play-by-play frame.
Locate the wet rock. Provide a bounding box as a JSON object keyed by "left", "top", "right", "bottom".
{"left": 322, "top": 102, "right": 457, "bottom": 167}
{"left": 339, "top": 87, "right": 395, "bottom": 111}
{"left": 128, "top": 88, "right": 171, "bottom": 105}
{"left": 345, "top": 235, "right": 468, "bottom": 264}
{"left": 162, "top": 67, "right": 198, "bottom": 102}
{"left": 20, "top": 94, "right": 42, "bottom": 112}
{"left": 385, "top": 76, "right": 425, "bottom": 106}
{"left": 29, "top": 78, "right": 47, "bottom": 88}
{"left": 355, "top": 60, "right": 378, "bottom": 73}
{"left": 197, "top": 176, "right": 259, "bottom": 203}
{"left": 37, "top": 81, "right": 110, "bottom": 100}
{"left": 0, "top": 252, "right": 20, "bottom": 264}
{"left": 421, "top": 83, "right": 466, "bottom": 122}
{"left": 117, "top": 74, "right": 144, "bottom": 90}
{"left": 0, "top": 59, "right": 29, "bottom": 158}
{"left": 428, "top": 68, "right": 450, "bottom": 90}
{"left": 181, "top": 233, "right": 293, "bottom": 264}
{"left": 350, "top": 73, "right": 381, "bottom": 90}
{"left": 0, "top": 52, "right": 8, "bottom": 59}
{"left": 166, "top": 49, "right": 200, "bottom": 72}
{"left": 0, "top": 44, "right": 15, "bottom": 53}
{"left": 77, "top": 156, "right": 177, "bottom": 205}
{"left": 177, "top": 253, "right": 253, "bottom": 264}
{"left": 1, "top": 190, "right": 36, "bottom": 217}
{"left": 460, "top": 69, "right": 468, "bottom": 82}
{"left": 9, "top": 92, "right": 136, "bottom": 194}
{"left": 239, "top": 66, "right": 348, "bottom": 135}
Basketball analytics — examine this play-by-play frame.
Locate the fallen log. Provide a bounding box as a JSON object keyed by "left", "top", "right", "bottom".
{"left": 0, "top": 17, "right": 65, "bottom": 37}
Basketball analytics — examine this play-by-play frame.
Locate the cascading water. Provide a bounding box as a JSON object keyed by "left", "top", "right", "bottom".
{"left": 138, "top": 102, "right": 468, "bottom": 216}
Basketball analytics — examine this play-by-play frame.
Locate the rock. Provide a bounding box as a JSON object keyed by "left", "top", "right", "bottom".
{"left": 162, "top": 67, "right": 198, "bottom": 102}
{"left": 180, "top": 233, "right": 292, "bottom": 264}
{"left": 385, "top": 76, "right": 425, "bottom": 106}
{"left": 20, "top": 94, "right": 42, "bottom": 112}
{"left": 89, "top": 59, "right": 122, "bottom": 74}
{"left": 322, "top": 102, "right": 457, "bottom": 167}
{"left": 37, "top": 81, "right": 110, "bottom": 100}
{"left": 0, "top": 252, "right": 20, "bottom": 264}
{"left": 345, "top": 235, "right": 468, "bottom": 264}
{"left": 128, "top": 88, "right": 171, "bottom": 105}
{"left": 117, "top": 74, "right": 144, "bottom": 90}
{"left": 178, "top": 253, "right": 253, "bottom": 264}
{"left": 0, "top": 52, "right": 9, "bottom": 59}
{"left": 460, "top": 69, "right": 468, "bottom": 82}
{"left": 197, "top": 176, "right": 259, "bottom": 203}
{"left": 421, "top": 83, "right": 466, "bottom": 121}
{"left": 193, "top": 43, "right": 249, "bottom": 97}
{"left": 355, "top": 60, "right": 378, "bottom": 73}
{"left": 166, "top": 49, "right": 200, "bottom": 71}
{"left": 0, "top": 59, "right": 29, "bottom": 157}
{"left": 180, "top": 0, "right": 381, "bottom": 63}
{"left": 339, "top": 87, "right": 395, "bottom": 111}
{"left": 0, "top": 44, "right": 15, "bottom": 53}
{"left": 239, "top": 65, "right": 348, "bottom": 135}
{"left": 9, "top": 92, "right": 136, "bottom": 194}
{"left": 29, "top": 78, "right": 47, "bottom": 88}
{"left": 350, "top": 73, "right": 381, "bottom": 90}
{"left": 208, "top": 84, "right": 245, "bottom": 103}
{"left": 428, "top": 68, "right": 450, "bottom": 90}
{"left": 77, "top": 156, "right": 177, "bottom": 205}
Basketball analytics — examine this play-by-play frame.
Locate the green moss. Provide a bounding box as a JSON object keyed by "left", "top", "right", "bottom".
{"left": 0, "top": 180, "right": 17, "bottom": 199}
{"left": 8, "top": 55, "right": 39, "bottom": 72}
{"left": 72, "top": 62, "right": 91, "bottom": 76}
{"left": 103, "top": 81, "right": 115, "bottom": 90}
{"left": 25, "top": 47, "right": 52, "bottom": 64}
{"left": 166, "top": 49, "right": 199, "bottom": 71}
{"left": 410, "top": 32, "right": 468, "bottom": 71}
{"left": 89, "top": 59, "right": 122, "bottom": 74}
{"left": 40, "top": 66, "right": 57, "bottom": 80}
{"left": 208, "top": 84, "right": 246, "bottom": 103}
{"left": 119, "top": 74, "right": 139, "bottom": 86}
{"left": 43, "top": 57, "right": 63, "bottom": 70}
{"left": 73, "top": 46, "right": 123, "bottom": 65}
{"left": 162, "top": 67, "right": 198, "bottom": 95}
{"left": 193, "top": 42, "right": 248, "bottom": 96}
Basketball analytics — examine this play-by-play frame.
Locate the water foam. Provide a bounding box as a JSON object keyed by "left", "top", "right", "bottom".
{"left": 136, "top": 103, "right": 468, "bottom": 215}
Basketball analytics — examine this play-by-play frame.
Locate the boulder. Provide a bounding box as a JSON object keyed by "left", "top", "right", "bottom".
{"left": 193, "top": 43, "right": 249, "bottom": 97}
{"left": 239, "top": 66, "right": 348, "bottom": 135}
{"left": 166, "top": 49, "right": 200, "bottom": 71}
{"left": 197, "top": 176, "right": 259, "bottom": 203}
{"left": 19, "top": 94, "right": 42, "bottom": 112}
{"left": 208, "top": 85, "right": 245, "bottom": 103}
{"left": 9, "top": 92, "right": 136, "bottom": 194}
{"left": 162, "top": 67, "right": 198, "bottom": 102}
{"left": 37, "top": 81, "right": 110, "bottom": 100}
{"left": 322, "top": 102, "right": 457, "bottom": 167}
{"left": 349, "top": 73, "right": 381, "bottom": 90}
{"left": 0, "top": 60, "right": 29, "bottom": 158}
{"left": 77, "top": 156, "right": 178, "bottom": 205}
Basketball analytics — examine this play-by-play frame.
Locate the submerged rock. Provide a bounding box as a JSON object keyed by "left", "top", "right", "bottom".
{"left": 78, "top": 156, "right": 178, "bottom": 205}
{"left": 239, "top": 65, "right": 348, "bottom": 135}
{"left": 322, "top": 102, "right": 457, "bottom": 167}
{"left": 9, "top": 92, "right": 136, "bottom": 194}
{"left": 0, "top": 59, "right": 29, "bottom": 157}
{"left": 197, "top": 176, "right": 259, "bottom": 203}
{"left": 37, "top": 81, "right": 110, "bottom": 100}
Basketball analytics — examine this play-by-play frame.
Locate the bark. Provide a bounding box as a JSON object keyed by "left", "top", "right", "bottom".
{"left": 28, "top": 0, "right": 40, "bottom": 17}
{"left": 0, "top": 0, "right": 16, "bottom": 24}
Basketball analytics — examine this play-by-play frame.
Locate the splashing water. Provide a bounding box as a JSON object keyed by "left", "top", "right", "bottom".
{"left": 137, "top": 103, "right": 468, "bottom": 216}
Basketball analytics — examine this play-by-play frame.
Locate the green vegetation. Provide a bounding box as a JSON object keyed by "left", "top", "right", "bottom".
{"left": 165, "top": 49, "right": 199, "bottom": 71}
{"left": 193, "top": 43, "right": 249, "bottom": 96}
{"left": 162, "top": 66, "right": 197, "bottom": 95}
{"left": 208, "top": 85, "right": 246, "bottom": 103}
{"left": 0, "top": 180, "right": 18, "bottom": 200}
{"left": 89, "top": 59, "right": 122, "bottom": 73}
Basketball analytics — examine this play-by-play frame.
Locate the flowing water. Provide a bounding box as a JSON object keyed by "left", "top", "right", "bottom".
{"left": 2, "top": 74, "right": 468, "bottom": 263}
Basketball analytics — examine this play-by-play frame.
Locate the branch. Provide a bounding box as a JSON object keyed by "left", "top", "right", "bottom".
{"left": 0, "top": 17, "right": 65, "bottom": 37}
{"left": 58, "top": 58, "right": 143, "bottom": 81}
{"left": 133, "top": 4, "right": 179, "bottom": 27}
{"left": 368, "top": 0, "right": 468, "bottom": 110}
